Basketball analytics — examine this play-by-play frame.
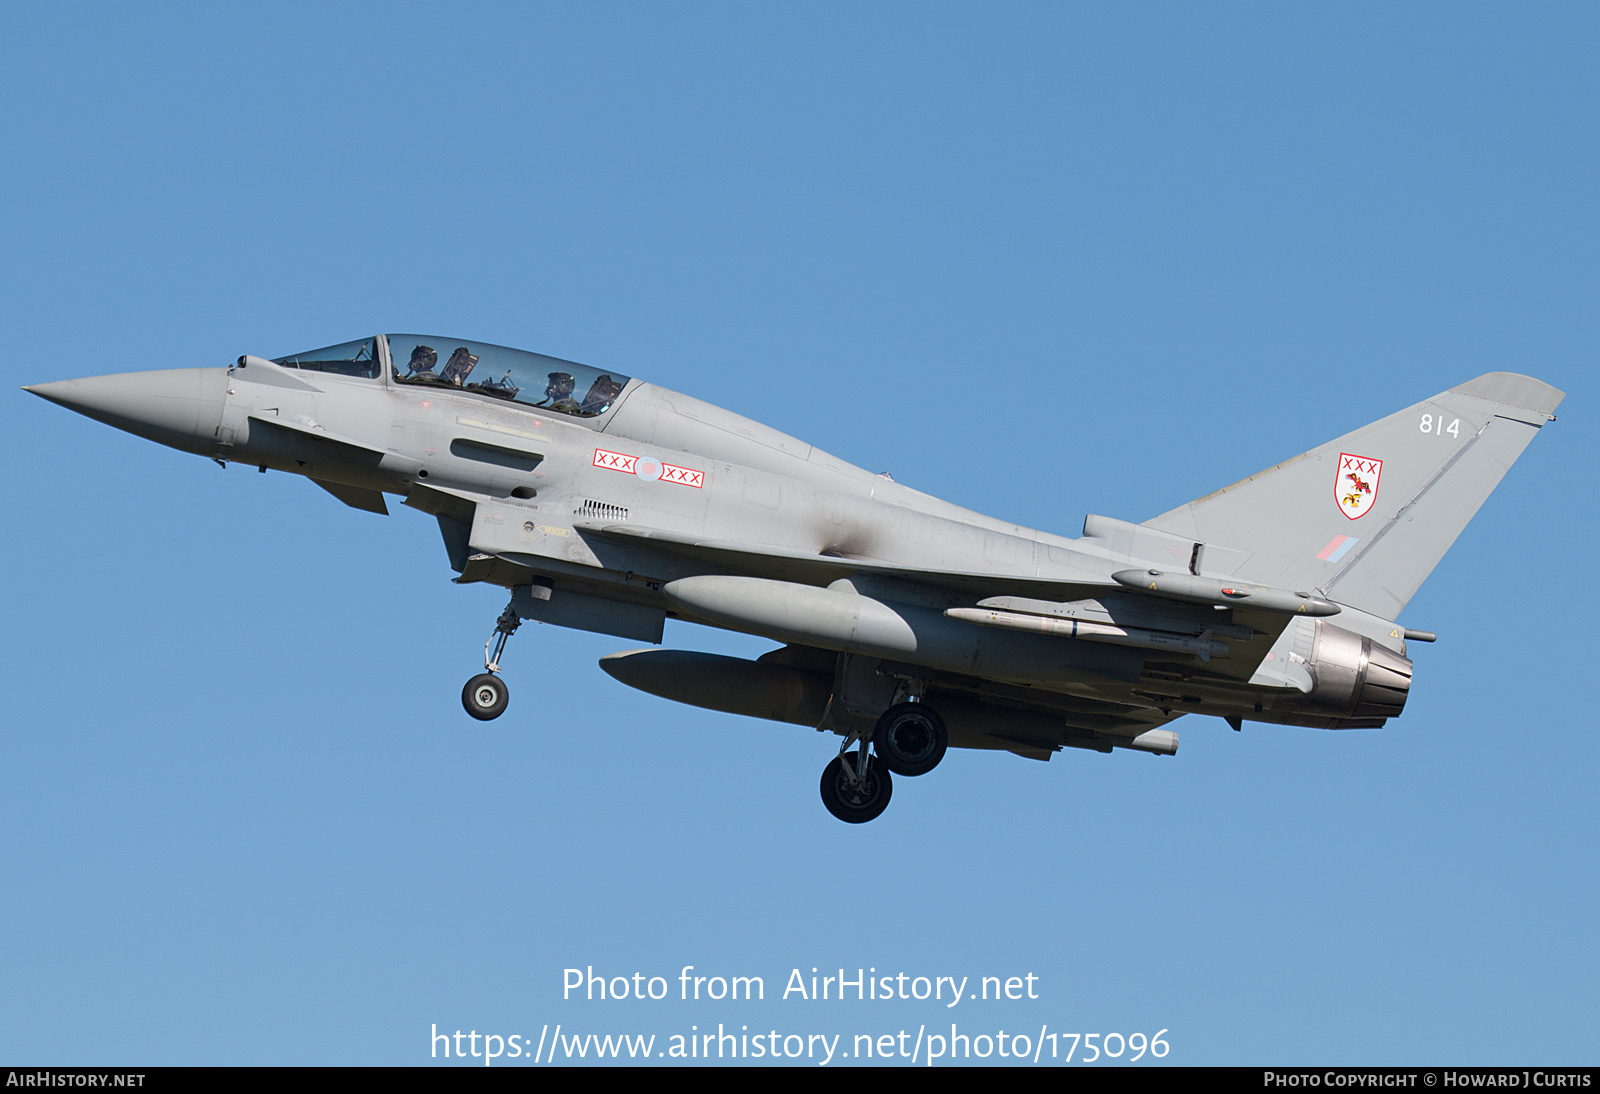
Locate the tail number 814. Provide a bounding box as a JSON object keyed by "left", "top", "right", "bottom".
{"left": 1420, "top": 414, "right": 1460, "bottom": 438}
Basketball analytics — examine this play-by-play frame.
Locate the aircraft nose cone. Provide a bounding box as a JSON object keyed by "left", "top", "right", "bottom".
{"left": 25, "top": 368, "right": 229, "bottom": 456}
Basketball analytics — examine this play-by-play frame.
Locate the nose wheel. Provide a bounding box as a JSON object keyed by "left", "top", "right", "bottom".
{"left": 461, "top": 602, "right": 521, "bottom": 721}
{"left": 462, "top": 673, "right": 509, "bottom": 720}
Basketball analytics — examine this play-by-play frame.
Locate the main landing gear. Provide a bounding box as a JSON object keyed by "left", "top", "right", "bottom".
{"left": 818, "top": 698, "right": 949, "bottom": 823}
{"left": 462, "top": 602, "right": 520, "bottom": 721}
{"left": 820, "top": 744, "right": 892, "bottom": 824}
{"left": 872, "top": 702, "right": 948, "bottom": 776}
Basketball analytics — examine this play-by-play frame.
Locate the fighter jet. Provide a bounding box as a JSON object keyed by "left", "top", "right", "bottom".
{"left": 24, "top": 335, "right": 1563, "bottom": 822}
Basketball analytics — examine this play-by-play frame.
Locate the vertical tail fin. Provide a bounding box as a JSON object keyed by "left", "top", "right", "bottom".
{"left": 1145, "top": 373, "right": 1563, "bottom": 620}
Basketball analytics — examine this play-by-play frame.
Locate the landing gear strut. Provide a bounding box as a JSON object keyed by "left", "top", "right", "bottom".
{"left": 462, "top": 602, "right": 520, "bottom": 721}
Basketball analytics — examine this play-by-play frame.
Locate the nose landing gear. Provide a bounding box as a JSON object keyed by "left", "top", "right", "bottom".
{"left": 462, "top": 602, "right": 520, "bottom": 721}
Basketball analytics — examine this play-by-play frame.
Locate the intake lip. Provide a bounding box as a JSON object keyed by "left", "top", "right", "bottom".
{"left": 25, "top": 368, "right": 230, "bottom": 456}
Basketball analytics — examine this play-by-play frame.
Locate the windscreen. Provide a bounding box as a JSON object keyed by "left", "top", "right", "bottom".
{"left": 272, "top": 338, "right": 382, "bottom": 379}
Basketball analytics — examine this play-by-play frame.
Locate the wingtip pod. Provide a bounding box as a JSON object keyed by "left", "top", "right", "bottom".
{"left": 1450, "top": 372, "right": 1565, "bottom": 422}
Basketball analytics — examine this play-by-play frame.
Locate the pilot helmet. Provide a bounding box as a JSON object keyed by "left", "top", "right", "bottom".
{"left": 546, "top": 372, "right": 575, "bottom": 397}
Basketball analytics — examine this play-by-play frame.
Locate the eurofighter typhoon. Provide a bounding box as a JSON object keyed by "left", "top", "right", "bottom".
{"left": 25, "top": 336, "right": 1563, "bottom": 822}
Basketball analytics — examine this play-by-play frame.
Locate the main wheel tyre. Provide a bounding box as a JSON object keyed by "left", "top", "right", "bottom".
{"left": 819, "top": 753, "right": 893, "bottom": 824}
{"left": 873, "top": 702, "right": 948, "bottom": 776}
{"left": 462, "top": 673, "right": 509, "bottom": 720}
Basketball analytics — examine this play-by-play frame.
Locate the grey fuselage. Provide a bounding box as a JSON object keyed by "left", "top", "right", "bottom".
{"left": 29, "top": 345, "right": 1439, "bottom": 759}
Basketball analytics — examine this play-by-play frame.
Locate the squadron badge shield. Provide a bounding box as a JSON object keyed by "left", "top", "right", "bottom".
{"left": 1336, "top": 453, "right": 1383, "bottom": 520}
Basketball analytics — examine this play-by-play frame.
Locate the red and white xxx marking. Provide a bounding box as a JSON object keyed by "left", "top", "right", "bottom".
{"left": 593, "top": 448, "right": 705, "bottom": 488}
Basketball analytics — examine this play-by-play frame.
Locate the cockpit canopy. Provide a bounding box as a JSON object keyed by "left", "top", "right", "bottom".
{"left": 387, "top": 334, "right": 630, "bottom": 418}
{"left": 271, "top": 334, "right": 632, "bottom": 419}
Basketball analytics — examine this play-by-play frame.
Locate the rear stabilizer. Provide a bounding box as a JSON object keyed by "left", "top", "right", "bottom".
{"left": 1144, "top": 372, "right": 1563, "bottom": 620}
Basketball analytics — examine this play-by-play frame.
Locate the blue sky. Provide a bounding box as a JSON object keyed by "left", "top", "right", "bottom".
{"left": 2, "top": 2, "right": 1596, "bottom": 1065}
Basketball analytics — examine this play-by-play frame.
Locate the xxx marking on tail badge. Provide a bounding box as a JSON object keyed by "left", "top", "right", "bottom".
{"left": 1336, "top": 453, "right": 1383, "bottom": 520}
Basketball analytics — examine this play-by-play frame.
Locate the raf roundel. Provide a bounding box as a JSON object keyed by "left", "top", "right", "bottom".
{"left": 593, "top": 447, "right": 702, "bottom": 488}
{"left": 1335, "top": 453, "right": 1383, "bottom": 520}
